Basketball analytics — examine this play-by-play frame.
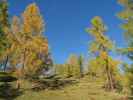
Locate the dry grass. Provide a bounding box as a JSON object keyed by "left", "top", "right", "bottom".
{"left": 8, "top": 76, "right": 126, "bottom": 100}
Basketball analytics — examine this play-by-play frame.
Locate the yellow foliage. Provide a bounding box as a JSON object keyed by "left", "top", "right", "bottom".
{"left": 67, "top": 55, "right": 81, "bottom": 78}
{"left": 11, "top": 16, "right": 21, "bottom": 34}
{"left": 88, "top": 57, "right": 106, "bottom": 77}
{"left": 5, "top": 3, "right": 49, "bottom": 77}
{"left": 87, "top": 16, "right": 113, "bottom": 54}
{"left": 22, "top": 3, "right": 44, "bottom": 35}
{"left": 99, "top": 51, "right": 108, "bottom": 59}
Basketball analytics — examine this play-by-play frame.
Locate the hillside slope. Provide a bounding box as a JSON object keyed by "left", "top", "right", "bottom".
{"left": 13, "top": 76, "right": 126, "bottom": 100}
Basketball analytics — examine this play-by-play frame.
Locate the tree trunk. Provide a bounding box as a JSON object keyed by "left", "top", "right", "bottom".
{"left": 3, "top": 55, "right": 8, "bottom": 72}
{"left": 16, "top": 79, "right": 21, "bottom": 89}
{"left": 17, "top": 48, "right": 26, "bottom": 89}
{"left": 105, "top": 57, "right": 115, "bottom": 91}
{"left": 80, "top": 65, "right": 84, "bottom": 78}
{"left": 22, "top": 48, "right": 26, "bottom": 71}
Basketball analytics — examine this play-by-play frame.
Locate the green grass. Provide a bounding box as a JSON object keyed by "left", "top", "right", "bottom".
{"left": 7, "top": 76, "right": 125, "bottom": 100}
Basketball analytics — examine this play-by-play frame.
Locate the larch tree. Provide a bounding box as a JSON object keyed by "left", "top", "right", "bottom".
{"left": 9, "top": 16, "right": 25, "bottom": 73}
{"left": 0, "top": 0, "right": 18, "bottom": 86}
{"left": 7, "top": 3, "right": 49, "bottom": 79}
{"left": 20, "top": 3, "right": 49, "bottom": 77}
{"left": 78, "top": 55, "right": 84, "bottom": 77}
{"left": 86, "top": 16, "right": 118, "bottom": 91}
{"left": 0, "top": 0, "right": 10, "bottom": 71}
{"left": 66, "top": 54, "right": 81, "bottom": 78}
{"left": 88, "top": 57, "right": 106, "bottom": 78}
{"left": 118, "top": 0, "right": 133, "bottom": 94}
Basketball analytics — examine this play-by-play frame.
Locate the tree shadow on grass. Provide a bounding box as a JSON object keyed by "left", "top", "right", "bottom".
{"left": 0, "top": 83, "right": 23, "bottom": 100}
{"left": 31, "top": 78, "right": 78, "bottom": 91}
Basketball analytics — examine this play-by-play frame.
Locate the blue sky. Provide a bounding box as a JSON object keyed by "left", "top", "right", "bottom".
{"left": 8, "top": 0, "right": 126, "bottom": 64}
